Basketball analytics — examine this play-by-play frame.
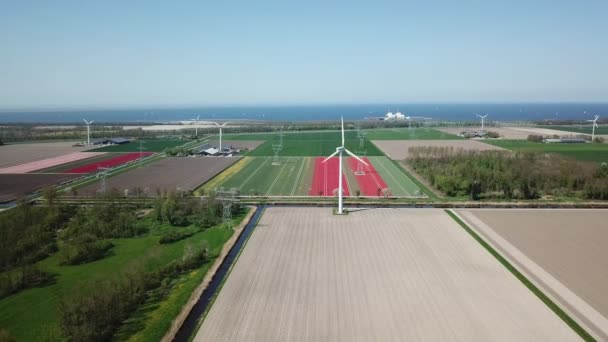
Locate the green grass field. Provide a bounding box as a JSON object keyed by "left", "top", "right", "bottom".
{"left": 223, "top": 128, "right": 457, "bottom": 157}
{"left": 364, "top": 127, "right": 460, "bottom": 140}
{"left": 369, "top": 157, "right": 426, "bottom": 197}
{"left": 89, "top": 139, "right": 188, "bottom": 152}
{"left": 544, "top": 125, "right": 608, "bottom": 135}
{"left": 485, "top": 140, "right": 608, "bottom": 163}
{"left": 202, "top": 157, "right": 313, "bottom": 196}
{"left": 0, "top": 213, "right": 247, "bottom": 341}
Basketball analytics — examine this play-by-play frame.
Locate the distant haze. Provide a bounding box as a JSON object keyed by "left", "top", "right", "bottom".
{"left": 0, "top": 1, "right": 607, "bottom": 108}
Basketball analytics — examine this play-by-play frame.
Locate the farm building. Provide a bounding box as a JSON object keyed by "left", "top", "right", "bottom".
{"left": 91, "top": 137, "right": 131, "bottom": 145}
{"left": 196, "top": 143, "right": 239, "bottom": 156}
{"left": 543, "top": 138, "right": 587, "bottom": 144}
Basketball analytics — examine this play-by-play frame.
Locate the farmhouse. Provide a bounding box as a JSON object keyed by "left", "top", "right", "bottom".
{"left": 543, "top": 138, "right": 587, "bottom": 144}
{"left": 91, "top": 137, "right": 131, "bottom": 145}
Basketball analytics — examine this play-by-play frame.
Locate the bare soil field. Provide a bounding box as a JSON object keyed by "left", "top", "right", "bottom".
{"left": 76, "top": 157, "right": 240, "bottom": 196}
{"left": 0, "top": 142, "right": 90, "bottom": 168}
{"left": 0, "top": 173, "right": 82, "bottom": 202}
{"left": 0, "top": 152, "right": 106, "bottom": 174}
{"left": 372, "top": 139, "right": 504, "bottom": 160}
{"left": 456, "top": 209, "right": 608, "bottom": 340}
{"left": 437, "top": 126, "right": 588, "bottom": 140}
{"left": 196, "top": 207, "right": 577, "bottom": 341}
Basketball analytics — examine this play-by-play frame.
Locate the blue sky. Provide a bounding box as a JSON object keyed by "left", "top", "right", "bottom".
{"left": 0, "top": 1, "right": 606, "bottom": 108}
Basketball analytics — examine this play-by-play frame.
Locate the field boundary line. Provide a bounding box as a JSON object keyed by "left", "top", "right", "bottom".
{"left": 162, "top": 206, "right": 258, "bottom": 342}
{"left": 190, "top": 206, "right": 265, "bottom": 337}
{"left": 290, "top": 157, "right": 306, "bottom": 196}
{"left": 265, "top": 158, "right": 290, "bottom": 196}
{"left": 456, "top": 210, "right": 608, "bottom": 341}
{"left": 373, "top": 157, "right": 410, "bottom": 195}
{"left": 238, "top": 158, "right": 270, "bottom": 191}
{"left": 445, "top": 209, "right": 596, "bottom": 341}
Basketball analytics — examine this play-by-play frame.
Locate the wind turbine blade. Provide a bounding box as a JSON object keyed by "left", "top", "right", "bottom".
{"left": 341, "top": 116, "right": 345, "bottom": 146}
{"left": 594, "top": 123, "right": 599, "bottom": 128}
{"left": 322, "top": 150, "right": 339, "bottom": 163}
{"left": 89, "top": 121, "right": 94, "bottom": 125}
{"left": 221, "top": 122, "right": 228, "bottom": 127}
{"left": 197, "top": 115, "right": 200, "bottom": 120}
{"left": 83, "top": 119, "right": 88, "bottom": 124}
{"left": 344, "top": 148, "right": 368, "bottom": 165}
{"left": 212, "top": 122, "right": 220, "bottom": 127}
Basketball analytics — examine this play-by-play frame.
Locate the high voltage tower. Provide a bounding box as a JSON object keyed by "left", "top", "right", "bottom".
{"left": 355, "top": 149, "right": 367, "bottom": 175}
{"left": 138, "top": 140, "right": 146, "bottom": 159}
{"left": 97, "top": 167, "right": 111, "bottom": 194}
{"left": 272, "top": 128, "right": 284, "bottom": 166}
{"left": 216, "top": 187, "right": 238, "bottom": 229}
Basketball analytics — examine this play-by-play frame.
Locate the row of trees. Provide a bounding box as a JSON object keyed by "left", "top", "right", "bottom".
{"left": 152, "top": 191, "right": 240, "bottom": 228}
{"left": 408, "top": 147, "right": 608, "bottom": 200}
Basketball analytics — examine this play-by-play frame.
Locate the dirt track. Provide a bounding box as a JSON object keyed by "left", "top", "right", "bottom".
{"left": 0, "top": 142, "right": 90, "bottom": 168}
{"left": 76, "top": 157, "right": 240, "bottom": 196}
{"left": 457, "top": 209, "right": 608, "bottom": 339}
{"left": 196, "top": 207, "right": 577, "bottom": 341}
{"left": 372, "top": 139, "right": 504, "bottom": 160}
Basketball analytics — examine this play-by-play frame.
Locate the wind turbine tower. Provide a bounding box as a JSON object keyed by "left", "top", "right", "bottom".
{"left": 191, "top": 115, "right": 200, "bottom": 137}
{"left": 322, "top": 116, "right": 368, "bottom": 214}
{"left": 212, "top": 122, "right": 229, "bottom": 151}
{"left": 477, "top": 114, "right": 488, "bottom": 130}
{"left": 588, "top": 115, "right": 600, "bottom": 142}
{"left": 83, "top": 119, "right": 94, "bottom": 145}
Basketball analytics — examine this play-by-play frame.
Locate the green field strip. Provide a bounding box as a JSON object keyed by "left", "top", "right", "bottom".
{"left": 295, "top": 158, "right": 314, "bottom": 195}
{"left": 365, "top": 128, "right": 461, "bottom": 140}
{"left": 545, "top": 125, "right": 608, "bottom": 135}
{"left": 445, "top": 210, "right": 595, "bottom": 341}
{"left": 89, "top": 139, "right": 187, "bottom": 152}
{"left": 389, "top": 160, "right": 438, "bottom": 199}
{"left": 369, "top": 156, "right": 424, "bottom": 197}
{"left": 485, "top": 140, "right": 608, "bottom": 163}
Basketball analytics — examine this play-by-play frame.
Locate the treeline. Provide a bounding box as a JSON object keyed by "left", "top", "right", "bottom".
{"left": 153, "top": 191, "right": 241, "bottom": 228}
{"left": 60, "top": 241, "right": 210, "bottom": 342}
{"left": 408, "top": 147, "right": 608, "bottom": 200}
{"left": 0, "top": 191, "right": 146, "bottom": 298}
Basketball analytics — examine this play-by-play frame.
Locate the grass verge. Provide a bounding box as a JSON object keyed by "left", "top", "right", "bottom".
{"left": 445, "top": 209, "right": 595, "bottom": 342}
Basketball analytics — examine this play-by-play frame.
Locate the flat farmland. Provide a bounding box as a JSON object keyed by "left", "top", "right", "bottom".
{"left": 76, "top": 157, "right": 239, "bottom": 196}
{"left": 201, "top": 157, "right": 314, "bottom": 196}
{"left": 309, "top": 157, "right": 350, "bottom": 196}
{"left": 372, "top": 139, "right": 504, "bottom": 160}
{"left": 225, "top": 131, "right": 384, "bottom": 156}
{"left": 0, "top": 152, "right": 106, "bottom": 174}
{"left": 456, "top": 209, "right": 608, "bottom": 339}
{"left": 0, "top": 142, "right": 89, "bottom": 168}
{"left": 0, "top": 174, "right": 82, "bottom": 202}
{"left": 88, "top": 139, "right": 187, "bottom": 152}
{"left": 206, "top": 140, "right": 264, "bottom": 151}
{"left": 368, "top": 156, "right": 425, "bottom": 197}
{"left": 196, "top": 208, "right": 578, "bottom": 341}
{"left": 547, "top": 125, "right": 608, "bottom": 135}
{"left": 365, "top": 127, "right": 460, "bottom": 140}
{"left": 485, "top": 140, "right": 608, "bottom": 163}
{"left": 33, "top": 153, "right": 123, "bottom": 173}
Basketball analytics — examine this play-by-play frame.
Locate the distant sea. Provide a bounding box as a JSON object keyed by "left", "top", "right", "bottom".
{"left": 0, "top": 103, "right": 606, "bottom": 123}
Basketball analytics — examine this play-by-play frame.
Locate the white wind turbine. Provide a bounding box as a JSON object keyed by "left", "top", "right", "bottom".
{"left": 476, "top": 114, "right": 488, "bottom": 130}
{"left": 587, "top": 115, "right": 600, "bottom": 142}
{"left": 83, "top": 119, "right": 94, "bottom": 145}
{"left": 191, "top": 115, "right": 200, "bottom": 137}
{"left": 212, "top": 121, "right": 228, "bottom": 151}
{"left": 322, "top": 116, "right": 367, "bottom": 214}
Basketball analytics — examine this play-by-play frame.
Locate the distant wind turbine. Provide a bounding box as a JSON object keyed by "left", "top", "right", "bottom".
{"left": 212, "top": 121, "right": 229, "bottom": 151}
{"left": 191, "top": 115, "right": 200, "bottom": 136}
{"left": 322, "top": 116, "right": 367, "bottom": 214}
{"left": 587, "top": 115, "right": 600, "bottom": 142}
{"left": 476, "top": 114, "right": 488, "bottom": 130}
{"left": 83, "top": 119, "right": 94, "bottom": 145}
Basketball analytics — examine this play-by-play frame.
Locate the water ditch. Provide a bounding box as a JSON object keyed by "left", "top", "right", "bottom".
{"left": 172, "top": 205, "right": 264, "bottom": 341}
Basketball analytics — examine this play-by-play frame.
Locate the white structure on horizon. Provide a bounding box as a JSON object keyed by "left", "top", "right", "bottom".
{"left": 587, "top": 115, "right": 600, "bottom": 141}
{"left": 83, "top": 119, "right": 94, "bottom": 145}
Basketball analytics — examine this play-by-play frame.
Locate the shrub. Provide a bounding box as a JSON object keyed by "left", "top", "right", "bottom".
{"left": 159, "top": 230, "right": 194, "bottom": 244}
{"left": 0, "top": 265, "right": 53, "bottom": 299}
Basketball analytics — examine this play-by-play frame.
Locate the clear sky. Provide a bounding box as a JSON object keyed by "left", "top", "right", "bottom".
{"left": 0, "top": 1, "right": 606, "bottom": 108}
